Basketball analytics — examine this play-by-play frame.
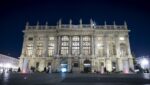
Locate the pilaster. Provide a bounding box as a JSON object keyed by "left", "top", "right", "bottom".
{"left": 80, "top": 35, "right": 83, "bottom": 56}
{"left": 91, "top": 35, "right": 94, "bottom": 56}
{"left": 117, "top": 58, "right": 123, "bottom": 71}
{"left": 126, "top": 35, "right": 132, "bottom": 57}
{"left": 69, "top": 36, "right": 72, "bottom": 55}
{"left": 57, "top": 36, "right": 61, "bottom": 54}
{"left": 54, "top": 36, "right": 58, "bottom": 55}
{"left": 115, "top": 35, "right": 120, "bottom": 58}
{"left": 44, "top": 35, "right": 48, "bottom": 57}
{"left": 106, "top": 58, "right": 112, "bottom": 72}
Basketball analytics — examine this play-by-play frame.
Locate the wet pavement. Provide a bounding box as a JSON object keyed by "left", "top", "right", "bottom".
{"left": 0, "top": 72, "right": 150, "bottom": 85}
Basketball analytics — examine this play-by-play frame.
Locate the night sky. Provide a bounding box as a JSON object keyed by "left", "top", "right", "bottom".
{"left": 0, "top": 0, "right": 150, "bottom": 58}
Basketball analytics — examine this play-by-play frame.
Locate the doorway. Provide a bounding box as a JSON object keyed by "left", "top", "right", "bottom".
{"left": 83, "top": 60, "right": 91, "bottom": 73}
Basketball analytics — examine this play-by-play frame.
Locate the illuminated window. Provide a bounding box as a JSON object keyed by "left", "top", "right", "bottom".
{"left": 61, "top": 36, "right": 69, "bottom": 55}
{"left": 62, "top": 42, "right": 69, "bottom": 46}
{"left": 72, "top": 36, "right": 80, "bottom": 55}
{"left": 83, "top": 47, "right": 91, "bottom": 55}
{"left": 48, "top": 37, "right": 55, "bottom": 57}
{"left": 49, "top": 37, "right": 54, "bottom": 40}
{"left": 82, "top": 36, "right": 91, "bottom": 55}
{"left": 48, "top": 43, "right": 54, "bottom": 56}
{"left": 62, "top": 36, "right": 69, "bottom": 41}
{"left": 26, "top": 44, "right": 33, "bottom": 56}
{"left": 119, "top": 37, "right": 125, "bottom": 41}
{"left": 83, "top": 36, "right": 90, "bottom": 41}
{"left": 72, "top": 36, "right": 80, "bottom": 41}
{"left": 97, "top": 37, "right": 102, "bottom": 41}
{"left": 120, "top": 43, "right": 128, "bottom": 56}
{"left": 109, "top": 43, "right": 116, "bottom": 56}
{"left": 36, "top": 43, "right": 43, "bottom": 56}
{"left": 97, "top": 43, "right": 104, "bottom": 57}
{"left": 61, "top": 47, "right": 69, "bottom": 55}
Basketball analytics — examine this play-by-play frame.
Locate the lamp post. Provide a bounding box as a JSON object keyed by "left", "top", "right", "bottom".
{"left": 138, "top": 56, "right": 150, "bottom": 73}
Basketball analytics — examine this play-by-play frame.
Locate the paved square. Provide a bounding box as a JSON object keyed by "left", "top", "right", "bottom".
{"left": 0, "top": 73, "right": 150, "bottom": 85}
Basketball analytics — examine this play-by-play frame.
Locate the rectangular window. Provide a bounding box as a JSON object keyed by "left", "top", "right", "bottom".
{"left": 48, "top": 37, "right": 55, "bottom": 57}
{"left": 26, "top": 43, "right": 33, "bottom": 56}
{"left": 48, "top": 43, "right": 54, "bottom": 56}
{"left": 61, "top": 47, "right": 69, "bottom": 55}
{"left": 28, "top": 37, "right": 33, "bottom": 41}
{"left": 49, "top": 37, "right": 54, "bottom": 40}
{"left": 61, "top": 36, "right": 69, "bottom": 55}
{"left": 72, "top": 36, "right": 80, "bottom": 55}
{"left": 82, "top": 36, "right": 91, "bottom": 55}
{"left": 36, "top": 43, "right": 43, "bottom": 56}
{"left": 83, "top": 47, "right": 91, "bottom": 55}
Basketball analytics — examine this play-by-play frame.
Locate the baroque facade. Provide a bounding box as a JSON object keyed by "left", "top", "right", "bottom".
{"left": 19, "top": 19, "right": 134, "bottom": 73}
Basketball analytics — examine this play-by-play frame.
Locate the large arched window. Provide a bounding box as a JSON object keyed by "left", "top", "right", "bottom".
{"left": 120, "top": 43, "right": 127, "bottom": 56}
{"left": 109, "top": 43, "right": 116, "bottom": 56}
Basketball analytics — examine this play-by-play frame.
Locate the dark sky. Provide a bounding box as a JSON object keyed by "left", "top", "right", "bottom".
{"left": 0, "top": 0, "right": 150, "bottom": 58}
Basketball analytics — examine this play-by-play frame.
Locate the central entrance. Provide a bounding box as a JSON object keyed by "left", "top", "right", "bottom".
{"left": 60, "top": 58, "right": 68, "bottom": 72}
{"left": 83, "top": 60, "right": 91, "bottom": 73}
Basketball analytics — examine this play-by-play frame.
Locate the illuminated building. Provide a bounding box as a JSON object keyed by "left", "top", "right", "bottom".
{"left": 19, "top": 19, "right": 134, "bottom": 73}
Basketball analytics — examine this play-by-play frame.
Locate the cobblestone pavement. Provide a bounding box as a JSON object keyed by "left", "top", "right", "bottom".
{"left": 0, "top": 72, "right": 150, "bottom": 85}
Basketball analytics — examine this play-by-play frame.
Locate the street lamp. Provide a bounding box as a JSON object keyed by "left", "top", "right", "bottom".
{"left": 140, "top": 58, "right": 149, "bottom": 69}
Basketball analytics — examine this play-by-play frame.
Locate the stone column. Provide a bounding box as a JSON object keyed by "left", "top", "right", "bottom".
{"left": 52, "top": 59, "right": 56, "bottom": 71}
{"left": 126, "top": 35, "right": 131, "bottom": 57}
{"left": 29, "top": 58, "right": 35, "bottom": 68}
{"left": 97, "top": 60, "right": 100, "bottom": 72}
{"left": 106, "top": 37, "right": 109, "bottom": 58}
{"left": 44, "top": 35, "right": 48, "bottom": 57}
{"left": 39, "top": 59, "right": 45, "bottom": 72}
{"left": 115, "top": 35, "right": 120, "bottom": 58}
{"left": 56, "top": 59, "right": 60, "bottom": 72}
{"left": 128, "top": 58, "right": 134, "bottom": 70}
{"left": 52, "top": 59, "right": 59, "bottom": 72}
{"left": 103, "top": 35, "right": 107, "bottom": 57}
{"left": 80, "top": 59, "right": 84, "bottom": 71}
{"left": 68, "top": 58, "right": 72, "bottom": 72}
{"left": 33, "top": 35, "right": 37, "bottom": 57}
{"left": 95, "top": 36, "right": 98, "bottom": 56}
{"left": 106, "top": 58, "right": 112, "bottom": 72}
{"left": 91, "top": 59, "right": 95, "bottom": 72}
{"left": 117, "top": 58, "right": 123, "bottom": 71}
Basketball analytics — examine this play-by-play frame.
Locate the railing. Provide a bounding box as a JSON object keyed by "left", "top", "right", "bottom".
{"left": 26, "top": 24, "right": 127, "bottom": 30}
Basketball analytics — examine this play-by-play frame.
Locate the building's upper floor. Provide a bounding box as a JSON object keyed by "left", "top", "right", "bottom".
{"left": 24, "top": 19, "right": 129, "bottom": 31}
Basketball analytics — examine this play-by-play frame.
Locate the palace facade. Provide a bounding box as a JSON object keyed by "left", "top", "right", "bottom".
{"left": 19, "top": 19, "right": 134, "bottom": 73}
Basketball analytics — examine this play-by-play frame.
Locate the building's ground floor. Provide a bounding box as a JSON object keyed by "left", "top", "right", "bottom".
{"left": 19, "top": 56, "right": 134, "bottom": 73}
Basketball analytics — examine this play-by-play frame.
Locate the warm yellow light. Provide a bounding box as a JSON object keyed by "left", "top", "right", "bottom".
{"left": 119, "top": 37, "right": 125, "bottom": 40}
{"left": 97, "top": 43, "right": 102, "bottom": 47}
